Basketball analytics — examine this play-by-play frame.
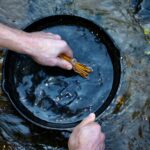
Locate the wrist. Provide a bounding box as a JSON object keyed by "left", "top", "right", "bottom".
{"left": 17, "top": 32, "right": 33, "bottom": 55}
{"left": 8, "top": 30, "right": 31, "bottom": 55}
{"left": 0, "top": 24, "right": 30, "bottom": 54}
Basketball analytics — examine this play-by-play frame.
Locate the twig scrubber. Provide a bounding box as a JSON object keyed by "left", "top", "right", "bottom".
{"left": 59, "top": 54, "right": 93, "bottom": 78}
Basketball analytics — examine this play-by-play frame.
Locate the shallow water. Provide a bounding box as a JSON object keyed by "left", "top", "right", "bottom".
{"left": 15, "top": 25, "right": 113, "bottom": 124}
{"left": 0, "top": 0, "right": 150, "bottom": 150}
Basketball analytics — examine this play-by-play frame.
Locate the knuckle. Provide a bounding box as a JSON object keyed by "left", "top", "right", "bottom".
{"left": 92, "top": 123, "right": 101, "bottom": 131}
{"left": 78, "top": 127, "right": 87, "bottom": 137}
{"left": 72, "top": 127, "right": 77, "bottom": 133}
{"left": 55, "top": 34, "right": 61, "bottom": 38}
{"left": 68, "top": 136, "right": 74, "bottom": 146}
{"left": 100, "top": 133, "right": 105, "bottom": 142}
{"left": 61, "top": 40, "right": 67, "bottom": 47}
{"left": 49, "top": 59, "right": 56, "bottom": 66}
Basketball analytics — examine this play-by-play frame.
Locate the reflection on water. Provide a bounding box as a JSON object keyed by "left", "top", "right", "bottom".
{"left": 0, "top": 0, "right": 150, "bottom": 149}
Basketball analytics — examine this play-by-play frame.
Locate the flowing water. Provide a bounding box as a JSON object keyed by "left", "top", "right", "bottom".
{"left": 0, "top": 0, "right": 150, "bottom": 150}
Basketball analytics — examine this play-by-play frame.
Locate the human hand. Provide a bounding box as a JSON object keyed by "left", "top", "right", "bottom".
{"left": 68, "top": 113, "right": 105, "bottom": 150}
{"left": 24, "top": 32, "right": 73, "bottom": 70}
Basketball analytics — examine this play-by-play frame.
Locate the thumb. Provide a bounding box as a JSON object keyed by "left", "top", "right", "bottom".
{"left": 79, "top": 113, "right": 96, "bottom": 128}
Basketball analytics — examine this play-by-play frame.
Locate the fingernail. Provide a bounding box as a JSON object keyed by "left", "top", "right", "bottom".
{"left": 67, "top": 64, "right": 72, "bottom": 70}
{"left": 89, "top": 113, "right": 95, "bottom": 118}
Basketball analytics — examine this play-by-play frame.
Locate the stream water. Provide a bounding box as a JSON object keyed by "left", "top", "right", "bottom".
{"left": 0, "top": 0, "right": 150, "bottom": 150}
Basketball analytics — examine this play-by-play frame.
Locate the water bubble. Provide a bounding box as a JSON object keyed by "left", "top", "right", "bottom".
{"left": 75, "top": 101, "right": 79, "bottom": 104}
{"left": 34, "top": 102, "right": 38, "bottom": 106}
{"left": 55, "top": 97, "right": 60, "bottom": 102}
{"left": 91, "top": 31, "right": 94, "bottom": 34}
{"left": 45, "top": 83, "right": 49, "bottom": 86}
{"left": 84, "top": 109, "right": 88, "bottom": 112}
{"left": 39, "top": 90, "right": 43, "bottom": 96}
{"left": 20, "top": 97, "right": 26, "bottom": 102}
{"left": 65, "top": 92, "right": 72, "bottom": 98}
{"left": 43, "top": 108, "right": 47, "bottom": 111}
{"left": 89, "top": 106, "right": 93, "bottom": 112}
{"left": 61, "top": 116, "right": 64, "bottom": 119}
{"left": 98, "top": 78, "right": 102, "bottom": 85}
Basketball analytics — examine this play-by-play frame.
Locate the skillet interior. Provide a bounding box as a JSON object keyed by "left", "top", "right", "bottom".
{"left": 2, "top": 15, "right": 121, "bottom": 130}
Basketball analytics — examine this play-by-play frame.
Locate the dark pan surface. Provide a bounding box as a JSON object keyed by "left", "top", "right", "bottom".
{"left": 2, "top": 15, "right": 121, "bottom": 130}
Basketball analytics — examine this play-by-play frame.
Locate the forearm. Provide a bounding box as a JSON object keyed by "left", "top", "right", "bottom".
{"left": 0, "top": 23, "right": 73, "bottom": 69}
{"left": 0, "top": 23, "right": 29, "bottom": 54}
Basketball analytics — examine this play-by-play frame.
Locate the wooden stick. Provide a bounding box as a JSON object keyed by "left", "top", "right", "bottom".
{"left": 59, "top": 54, "right": 93, "bottom": 78}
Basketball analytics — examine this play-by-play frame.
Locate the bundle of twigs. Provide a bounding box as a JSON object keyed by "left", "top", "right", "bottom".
{"left": 59, "top": 54, "right": 93, "bottom": 78}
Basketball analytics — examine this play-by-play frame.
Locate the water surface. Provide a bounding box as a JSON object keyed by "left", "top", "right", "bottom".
{"left": 0, "top": 0, "right": 150, "bottom": 149}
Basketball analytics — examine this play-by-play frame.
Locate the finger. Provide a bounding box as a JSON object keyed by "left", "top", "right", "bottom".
{"left": 62, "top": 47, "right": 73, "bottom": 58}
{"left": 95, "top": 132, "right": 105, "bottom": 150}
{"left": 47, "top": 33, "right": 62, "bottom": 40}
{"left": 97, "top": 143, "right": 105, "bottom": 150}
{"left": 55, "top": 34, "right": 61, "bottom": 39}
{"left": 100, "top": 133, "right": 105, "bottom": 143}
{"left": 57, "top": 40, "right": 73, "bottom": 57}
{"left": 97, "top": 133, "right": 105, "bottom": 150}
{"left": 55, "top": 58, "right": 73, "bottom": 70}
{"left": 47, "top": 32, "right": 54, "bottom": 35}
{"left": 99, "top": 143, "right": 105, "bottom": 150}
{"left": 31, "top": 31, "right": 47, "bottom": 37}
{"left": 78, "top": 113, "right": 96, "bottom": 128}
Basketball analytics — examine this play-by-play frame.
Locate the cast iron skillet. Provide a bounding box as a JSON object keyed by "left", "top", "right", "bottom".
{"left": 2, "top": 15, "right": 121, "bottom": 130}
